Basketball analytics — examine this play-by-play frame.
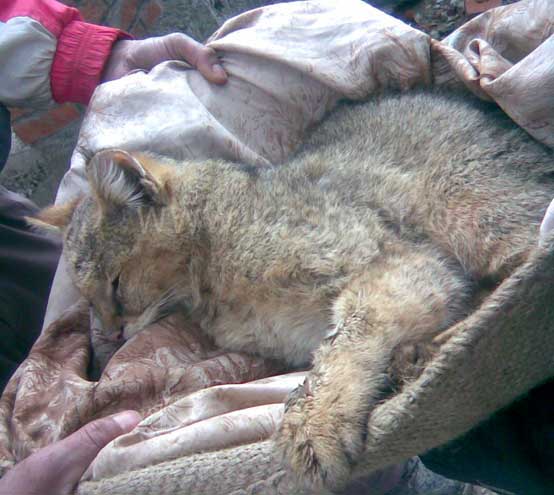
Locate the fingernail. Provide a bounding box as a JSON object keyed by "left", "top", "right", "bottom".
{"left": 112, "top": 410, "right": 141, "bottom": 431}
{"left": 213, "top": 64, "right": 227, "bottom": 80}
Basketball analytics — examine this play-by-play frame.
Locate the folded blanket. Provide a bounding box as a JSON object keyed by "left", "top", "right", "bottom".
{"left": 1, "top": 0, "right": 554, "bottom": 493}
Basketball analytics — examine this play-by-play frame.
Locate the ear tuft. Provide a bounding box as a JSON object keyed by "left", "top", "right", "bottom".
{"left": 87, "top": 149, "right": 167, "bottom": 209}
{"left": 26, "top": 197, "right": 81, "bottom": 234}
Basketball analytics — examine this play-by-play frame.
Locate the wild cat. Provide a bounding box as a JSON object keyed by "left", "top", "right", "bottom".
{"left": 33, "top": 92, "right": 554, "bottom": 490}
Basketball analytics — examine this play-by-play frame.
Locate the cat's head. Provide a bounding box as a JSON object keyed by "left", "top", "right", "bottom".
{"left": 31, "top": 149, "right": 196, "bottom": 340}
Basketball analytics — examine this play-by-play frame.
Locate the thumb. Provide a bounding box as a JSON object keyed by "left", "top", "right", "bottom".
{"left": 0, "top": 411, "right": 141, "bottom": 495}
{"left": 62, "top": 410, "right": 141, "bottom": 471}
{"left": 55, "top": 410, "right": 141, "bottom": 489}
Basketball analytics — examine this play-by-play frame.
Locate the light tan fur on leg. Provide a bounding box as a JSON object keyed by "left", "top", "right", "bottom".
{"left": 277, "top": 248, "right": 469, "bottom": 489}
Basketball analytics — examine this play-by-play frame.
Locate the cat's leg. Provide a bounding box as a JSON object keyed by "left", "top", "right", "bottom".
{"left": 276, "top": 249, "right": 470, "bottom": 490}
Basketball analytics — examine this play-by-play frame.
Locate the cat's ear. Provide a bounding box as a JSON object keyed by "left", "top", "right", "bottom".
{"left": 26, "top": 198, "right": 81, "bottom": 234}
{"left": 87, "top": 149, "right": 168, "bottom": 210}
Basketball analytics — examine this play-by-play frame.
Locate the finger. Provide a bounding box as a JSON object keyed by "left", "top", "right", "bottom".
{"left": 61, "top": 410, "right": 141, "bottom": 472}
{"left": 165, "top": 33, "right": 227, "bottom": 85}
{"left": 196, "top": 48, "right": 228, "bottom": 85}
{"left": 0, "top": 411, "right": 141, "bottom": 495}
{"left": 127, "top": 34, "right": 227, "bottom": 84}
{"left": 57, "top": 410, "right": 141, "bottom": 493}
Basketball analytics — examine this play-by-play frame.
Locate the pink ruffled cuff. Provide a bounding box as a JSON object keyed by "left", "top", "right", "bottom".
{"left": 51, "top": 20, "right": 131, "bottom": 105}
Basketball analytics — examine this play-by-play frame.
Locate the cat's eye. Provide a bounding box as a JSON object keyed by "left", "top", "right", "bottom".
{"left": 111, "top": 274, "right": 120, "bottom": 293}
{"left": 111, "top": 274, "right": 123, "bottom": 314}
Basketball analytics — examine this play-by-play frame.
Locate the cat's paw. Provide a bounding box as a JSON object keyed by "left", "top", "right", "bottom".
{"left": 388, "top": 339, "right": 439, "bottom": 387}
{"left": 275, "top": 378, "right": 366, "bottom": 491}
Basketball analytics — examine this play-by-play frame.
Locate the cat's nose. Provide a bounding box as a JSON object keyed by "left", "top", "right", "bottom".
{"left": 107, "top": 331, "right": 124, "bottom": 342}
{"left": 103, "top": 324, "right": 125, "bottom": 342}
{"left": 108, "top": 316, "right": 126, "bottom": 341}
{"left": 90, "top": 308, "right": 124, "bottom": 342}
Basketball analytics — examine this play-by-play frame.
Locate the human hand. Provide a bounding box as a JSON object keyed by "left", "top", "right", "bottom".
{"left": 102, "top": 33, "right": 228, "bottom": 84}
{"left": 0, "top": 410, "right": 140, "bottom": 495}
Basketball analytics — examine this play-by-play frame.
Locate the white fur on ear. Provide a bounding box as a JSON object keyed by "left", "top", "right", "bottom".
{"left": 88, "top": 149, "right": 164, "bottom": 208}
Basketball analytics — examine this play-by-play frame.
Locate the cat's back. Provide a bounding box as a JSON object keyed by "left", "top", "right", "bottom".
{"left": 280, "top": 91, "right": 554, "bottom": 278}
{"left": 298, "top": 91, "right": 551, "bottom": 179}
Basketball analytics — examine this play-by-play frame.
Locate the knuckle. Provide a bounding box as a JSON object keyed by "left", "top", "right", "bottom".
{"left": 168, "top": 32, "right": 191, "bottom": 46}
{"left": 79, "top": 418, "right": 115, "bottom": 450}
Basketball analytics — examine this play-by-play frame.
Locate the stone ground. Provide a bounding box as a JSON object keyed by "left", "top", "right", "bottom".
{"left": 0, "top": 0, "right": 518, "bottom": 206}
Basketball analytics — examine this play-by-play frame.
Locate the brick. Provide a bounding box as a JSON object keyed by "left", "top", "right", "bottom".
{"left": 13, "top": 104, "right": 81, "bottom": 144}
{"left": 120, "top": 0, "right": 140, "bottom": 30}
{"left": 140, "top": 1, "right": 162, "bottom": 28}
{"left": 8, "top": 107, "right": 33, "bottom": 122}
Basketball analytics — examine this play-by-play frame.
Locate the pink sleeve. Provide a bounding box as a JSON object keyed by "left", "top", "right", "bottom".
{"left": 50, "top": 21, "right": 132, "bottom": 104}
{"left": 0, "top": 0, "right": 132, "bottom": 105}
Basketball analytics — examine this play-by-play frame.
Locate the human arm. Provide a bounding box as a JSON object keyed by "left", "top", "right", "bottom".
{"left": 0, "top": 0, "right": 130, "bottom": 107}
{"left": 0, "top": 0, "right": 226, "bottom": 109}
